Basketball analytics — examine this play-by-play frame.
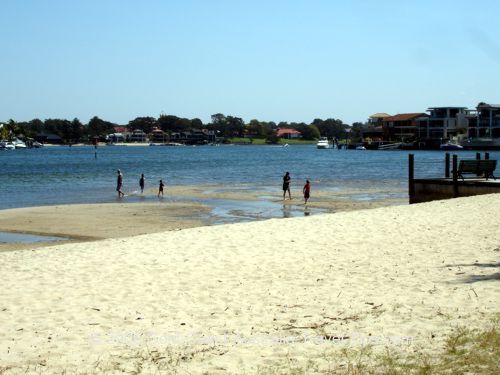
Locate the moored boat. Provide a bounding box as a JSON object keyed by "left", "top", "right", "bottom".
{"left": 378, "top": 142, "right": 402, "bottom": 150}
{"left": 460, "top": 137, "right": 500, "bottom": 150}
{"left": 0, "top": 140, "right": 16, "bottom": 150}
{"left": 12, "top": 139, "right": 27, "bottom": 149}
{"left": 440, "top": 142, "right": 463, "bottom": 151}
{"left": 316, "top": 137, "right": 331, "bottom": 149}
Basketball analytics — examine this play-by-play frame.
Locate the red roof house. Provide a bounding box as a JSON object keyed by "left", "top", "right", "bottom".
{"left": 276, "top": 128, "right": 301, "bottom": 139}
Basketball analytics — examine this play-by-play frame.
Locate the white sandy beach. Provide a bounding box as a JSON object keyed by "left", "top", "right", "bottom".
{"left": 0, "top": 194, "right": 499, "bottom": 373}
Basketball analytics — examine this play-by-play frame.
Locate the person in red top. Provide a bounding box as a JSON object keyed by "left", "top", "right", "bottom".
{"left": 303, "top": 179, "right": 310, "bottom": 204}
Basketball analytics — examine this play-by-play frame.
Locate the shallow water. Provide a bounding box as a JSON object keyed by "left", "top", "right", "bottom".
{"left": 0, "top": 231, "right": 66, "bottom": 244}
{"left": 1, "top": 145, "right": 497, "bottom": 211}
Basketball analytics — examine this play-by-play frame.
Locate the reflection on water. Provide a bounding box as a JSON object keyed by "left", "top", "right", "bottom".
{"left": 205, "top": 198, "right": 326, "bottom": 224}
{"left": 282, "top": 203, "right": 292, "bottom": 218}
{"left": 0, "top": 232, "right": 67, "bottom": 244}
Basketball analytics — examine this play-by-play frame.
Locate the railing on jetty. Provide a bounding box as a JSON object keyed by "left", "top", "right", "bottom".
{"left": 408, "top": 153, "right": 499, "bottom": 204}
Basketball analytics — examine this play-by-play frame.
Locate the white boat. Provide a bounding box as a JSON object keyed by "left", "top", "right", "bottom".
{"left": 378, "top": 142, "right": 402, "bottom": 150}
{"left": 316, "top": 137, "right": 331, "bottom": 149}
{"left": 12, "top": 139, "right": 27, "bottom": 149}
{"left": 440, "top": 142, "right": 463, "bottom": 151}
{"left": 460, "top": 137, "right": 500, "bottom": 149}
{"left": 355, "top": 145, "right": 367, "bottom": 150}
{"left": 0, "top": 140, "right": 16, "bottom": 150}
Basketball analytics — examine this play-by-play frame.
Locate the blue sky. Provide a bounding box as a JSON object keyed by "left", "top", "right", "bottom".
{"left": 1, "top": 0, "right": 499, "bottom": 125}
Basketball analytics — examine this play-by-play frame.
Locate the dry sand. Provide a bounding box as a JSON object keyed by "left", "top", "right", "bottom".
{"left": 0, "top": 194, "right": 498, "bottom": 373}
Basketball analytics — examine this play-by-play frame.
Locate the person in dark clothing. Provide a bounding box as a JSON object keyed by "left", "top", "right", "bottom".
{"left": 116, "top": 170, "right": 125, "bottom": 198}
{"left": 282, "top": 171, "right": 291, "bottom": 200}
{"left": 139, "top": 174, "right": 145, "bottom": 194}
{"left": 158, "top": 179, "right": 165, "bottom": 197}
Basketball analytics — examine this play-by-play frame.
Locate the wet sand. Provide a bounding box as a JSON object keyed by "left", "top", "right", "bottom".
{"left": 0, "top": 184, "right": 406, "bottom": 251}
{"left": 0, "top": 202, "right": 210, "bottom": 251}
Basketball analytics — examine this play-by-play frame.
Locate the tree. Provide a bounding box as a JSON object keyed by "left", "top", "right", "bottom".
{"left": 350, "top": 122, "right": 364, "bottom": 142}
{"left": 28, "top": 119, "right": 44, "bottom": 135}
{"left": 191, "top": 118, "right": 203, "bottom": 129}
{"left": 0, "top": 122, "right": 9, "bottom": 139}
{"left": 266, "top": 132, "right": 280, "bottom": 144}
{"left": 312, "top": 118, "right": 348, "bottom": 139}
{"left": 43, "top": 118, "right": 72, "bottom": 142}
{"left": 157, "top": 115, "right": 180, "bottom": 133}
{"left": 70, "top": 118, "right": 84, "bottom": 143}
{"left": 87, "top": 116, "right": 115, "bottom": 139}
{"left": 300, "top": 124, "right": 320, "bottom": 140}
{"left": 128, "top": 116, "right": 156, "bottom": 133}
{"left": 226, "top": 116, "right": 245, "bottom": 137}
{"left": 211, "top": 113, "right": 226, "bottom": 125}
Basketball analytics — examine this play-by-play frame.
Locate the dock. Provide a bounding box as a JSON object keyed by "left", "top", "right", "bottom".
{"left": 409, "top": 153, "right": 500, "bottom": 204}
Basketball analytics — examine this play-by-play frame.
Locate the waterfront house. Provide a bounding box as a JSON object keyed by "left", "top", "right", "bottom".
{"left": 276, "top": 128, "right": 302, "bottom": 140}
{"left": 107, "top": 126, "right": 130, "bottom": 143}
{"left": 130, "top": 129, "right": 147, "bottom": 143}
{"left": 35, "top": 133, "right": 63, "bottom": 144}
{"left": 149, "top": 127, "right": 168, "bottom": 143}
{"left": 470, "top": 103, "right": 500, "bottom": 138}
{"left": 169, "top": 129, "right": 215, "bottom": 144}
{"left": 368, "top": 113, "right": 391, "bottom": 126}
{"left": 382, "top": 113, "right": 428, "bottom": 142}
{"left": 464, "top": 102, "right": 500, "bottom": 149}
{"left": 418, "top": 107, "right": 469, "bottom": 141}
{"left": 362, "top": 114, "right": 391, "bottom": 142}
{"left": 107, "top": 133, "right": 126, "bottom": 143}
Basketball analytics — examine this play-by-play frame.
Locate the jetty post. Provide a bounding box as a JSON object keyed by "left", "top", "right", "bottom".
{"left": 409, "top": 154, "right": 415, "bottom": 202}
{"left": 452, "top": 154, "right": 458, "bottom": 198}
{"left": 445, "top": 153, "right": 450, "bottom": 178}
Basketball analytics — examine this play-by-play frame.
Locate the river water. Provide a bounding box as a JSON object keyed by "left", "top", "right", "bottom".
{"left": 1, "top": 145, "right": 497, "bottom": 210}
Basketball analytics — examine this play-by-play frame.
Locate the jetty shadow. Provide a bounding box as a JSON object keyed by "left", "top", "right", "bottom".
{"left": 461, "top": 272, "right": 500, "bottom": 283}
{"left": 444, "top": 262, "right": 500, "bottom": 284}
{"left": 444, "top": 262, "right": 500, "bottom": 269}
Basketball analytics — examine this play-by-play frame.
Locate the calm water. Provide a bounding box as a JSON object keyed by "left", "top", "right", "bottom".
{"left": 1, "top": 145, "right": 498, "bottom": 210}
{"left": 0, "top": 231, "right": 66, "bottom": 243}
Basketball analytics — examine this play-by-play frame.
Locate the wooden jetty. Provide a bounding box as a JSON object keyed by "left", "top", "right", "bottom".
{"left": 409, "top": 153, "right": 499, "bottom": 204}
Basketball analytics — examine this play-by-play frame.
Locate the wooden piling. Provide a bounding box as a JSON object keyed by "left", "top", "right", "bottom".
{"left": 445, "top": 153, "right": 450, "bottom": 178}
{"left": 452, "top": 154, "right": 458, "bottom": 198}
{"left": 409, "top": 154, "right": 414, "bottom": 202}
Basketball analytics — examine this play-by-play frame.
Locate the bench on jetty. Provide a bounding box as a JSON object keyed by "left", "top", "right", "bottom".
{"left": 408, "top": 153, "right": 500, "bottom": 204}
{"left": 458, "top": 159, "right": 497, "bottom": 181}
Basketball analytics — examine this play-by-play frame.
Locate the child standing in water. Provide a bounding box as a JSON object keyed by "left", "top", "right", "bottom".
{"left": 158, "top": 179, "right": 165, "bottom": 197}
{"left": 303, "top": 179, "right": 310, "bottom": 204}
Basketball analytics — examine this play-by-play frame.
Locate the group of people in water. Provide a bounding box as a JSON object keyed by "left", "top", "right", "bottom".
{"left": 116, "top": 170, "right": 310, "bottom": 204}
{"left": 116, "top": 170, "right": 164, "bottom": 198}
{"left": 282, "top": 171, "right": 310, "bottom": 204}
